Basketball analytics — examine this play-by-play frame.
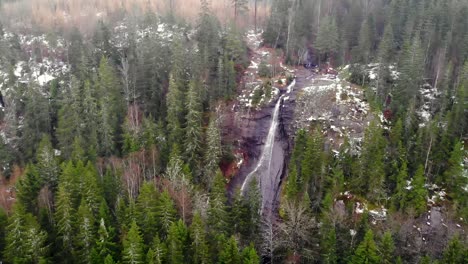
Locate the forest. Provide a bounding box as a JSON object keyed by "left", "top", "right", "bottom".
{"left": 0, "top": 0, "right": 467, "bottom": 263}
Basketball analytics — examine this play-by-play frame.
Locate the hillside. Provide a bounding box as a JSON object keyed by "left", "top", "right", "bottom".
{"left": 0, "top": 0, "right": 467, "bottom": 263}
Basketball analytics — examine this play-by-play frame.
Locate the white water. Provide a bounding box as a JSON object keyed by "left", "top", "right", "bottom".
{"left": 241, "top": 80, "right": 296, "bottom": 209}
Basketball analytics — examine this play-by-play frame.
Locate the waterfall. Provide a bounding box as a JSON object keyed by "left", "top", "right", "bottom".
{"left": 241, "top": 79, "right": 296, "bottom": 210}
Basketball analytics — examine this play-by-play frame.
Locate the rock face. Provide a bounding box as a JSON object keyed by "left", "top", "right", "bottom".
{"left": 225, "top": 80, "right": 297, "bottom": 214}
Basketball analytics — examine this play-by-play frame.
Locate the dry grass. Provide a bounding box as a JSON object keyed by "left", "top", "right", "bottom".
{"left": 1, "top": 0, "right": 270, "bottom": 33}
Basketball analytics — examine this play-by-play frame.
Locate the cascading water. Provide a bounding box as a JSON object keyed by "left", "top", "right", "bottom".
{"left": 241, "top": 79, "right": 296, "bottom": 211}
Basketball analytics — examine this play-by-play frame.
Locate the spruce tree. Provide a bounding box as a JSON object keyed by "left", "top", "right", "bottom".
{"left": 122, "top": 221, "right": 145, "bottom": 264}
{"left": 393, "top": 160, "right": 409, "bottom": 211}
{"left": 207, "top": 170, "right": 230, "bottom": 236}
{"left": 146, "top": 236, "right": 167, "bottom": 264}
{"left": 407, "top": 165, "right": 428, "bottom": 215}
{"left": 166, "top": 74, "right": 184, "bottom": 146}
{"left": 55, "top": 184, "right": 75, "bottom": 257}
{"left": 350, "top": 230, "right": 380, "bottom": 264}
{"left": 135, "top": 181, "right": 159, "bottom": 243}
{"left": 442, "top": 236, "right": 465, "bottom": 264}
{"left": 16, "top": 163, "right": 42, "bottom": 214}
{"left": 218, "top": 236, "right": 241, "bottom": 264}
{"left": 204, "top": 115, "right": 222, "bottom": 190}
{"left": 190, "top": 213, "right": 209, "bottom": 264}
{"left": 241, "top": 244, "right": 259, "bottom": 264}
{"left": 167, "top": 220, "right": 189, "bottom": 264}
{"left": 75, "top": 199, "right": 96, "bottom": 263}
{"left": 155, "top": 190, "right": 177, "bottom": 238}
{"left": 380, "top": 231, "right": 395, "bottom": 264}
{"left": 184, "top": 80, "right": 203, "bottom": 178}
{"left": 36, "top": 134, "right": 60, "bottom": 191}
{"left": 4, "top": 205, "right": 48, "bottom": 263}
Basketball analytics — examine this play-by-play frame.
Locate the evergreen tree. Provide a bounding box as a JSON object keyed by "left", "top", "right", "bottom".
{"left": 36, "top": 134, "right": 60, "bottom": 191}
{"left": 135, "top": 181, "right": 159, "bottom": 243}
{"left": 184, "top": 80, "right": 203, "bottom": 178}
{"left": 356, "top": 121, "right": 386, "bottom": 202}
{"left": 241, "top": 244, "right": 259, "bottom": 264}
{"left": 166, "top": 74, "right": 184, "bottom": 146}
{"left": 442, "top": 236, "right": 466, "bottom": 264}
{"left": 75, "top": 199, "right": 96, "bottom": 263}
{"left": 0, "top": 207, "right": 7, "bottom": 259}
{"left": 350, "top": 230, "right": 380, "bottom": 264}
{"left": 190, "top": 213, "right": 209, "bottom": 264}
{"left": 380, "top": 231, "right": 395, "bottom": 264}
{"left": 122, "top": 221, "right": 145, "bottom": 264}
{"left": 315, "top": 16, "right": 339, "bottom": 63}
{"left": 207, "top": 170, "right": 230, "bottom": 236}
{"left": 155, "top": 190, "right": 177, "bottom": 238}
{"left": 93, "top": 218, "right": 117, "bottom": 263}
{"left": 407, "top": 165, "right": 428, "bottom": 215}
{"left": 395, "top": 33, "right": 424, "bottom": 112}
{"left": 203, "top": 115, "right": 222, "bottom": 189}
{"left": 321, "top": 220, "right": 337, "bottom": 264}
{"left": 4, "top": 205, "right": 48, "bottom": 263}
{"left": 393, "top": 160, "right": 409, "bottom": 211}
{"left": 55, "top": 184, "right": 75, "bottom": 257}
{"left": 56, "top": 76, "right": 83, "bottom": 159}
{"left": 443, "top": 141, "right": 466, "bottom": 211}
{"left": 97, "top": 56, "right": 124, "bottom": 156}
{"left": 16, "top": 163, "right": 42, "bottom": 214}
{"left": 146, "top": 236, "right": 167, "bottom": 264}
{"left": 218, "top": 236, "right": 241, "bottom": 264}
{"left": 167, "top": 220, "right": 189, "bottom": 264}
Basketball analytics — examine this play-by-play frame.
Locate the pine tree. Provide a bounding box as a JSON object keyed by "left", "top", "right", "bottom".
{"left": 0, "top": 207, "right": 7, "bottom": 258}
{"left": 207, "top": 170, "right": 230, "bottom": 236}
{"left": 380, "top": 231, "right": 395, "bottom": 264}
{"left": 16, "top": 163, "right": 42, "bottom": 214}
{"left": 97, "top": 56, "right": 124, "bottom": 156}
{"left": 166, "top": 74, "right": 184, "bottom": 146}
{"left": 190, "top": 213, "right": 209, "bottom": 264}
{"left": 357, "top": 121, "right": 386, "bottom": 202}
{"left": 315, "top": 16, "right": 339, "bottom": 63}
{"left": 204, "top": 115, "right": 222, "bottom": 189}
{"left": 184, "top": 80, "right": 203, "bottom": 178}
{"left": 57, "top": 76, "right": 83, "bottom": 159}
{"left": 442, "top": 236, "right": 465, "bottom": 264}
{"left": 321, "top": 220, "right": 337, "bottom": 264}
{"left": 241, "top": 244, "right": 259, "bottom": 264}
{"left": 75, "top": 199, "right": 96, "bottom": 263}
{"left": 350, "top": 230, "right": 380, "bottom": 264}
{"left": 395, "top": 33, "right": 424, "bottom": 112}
{"left": 218, "top": 236, "right": 241, "bottom": 264}
{"left": 21, "top": 84, "right": 51, "bottom": 160}
{"left": 301, "top": 129, "right": 325, "bottom": 206}
{"left": 156, "top": 190, "right": 177, "bottom": 238}
{"left": 356, "top": 18, "right": 373, "bottom": 63}
{"left": 36, "top": 134, "right": 60, "bottom": 191}
{"left": 167, "top": 220, "right": 189, "bottom": 264}
{"left": 407, "top": 165, "right": 428, "bottom": 215}
{"left": 82, "top": 79, "right": 99, "bottom": 159}
{"left": 135, "top": 181, "right": 159, "bottom": 243}
{"left": 443, "top": 142, "right": 466, "bottom": 206}
{"left": 146, "top": 236, "right": 167, "bottom": 264}
{"left": 55, "top": 183, "right": 75, "bottom": 257}
{"left": 93, "top": 218, "right": 117, "bottom": 263}
{"left": 122, "top": 221, "right": 145, "bottom": 264}
{"left": 4, "top": 205, "right": 48, "bottom": 263}
{"left": 393, "top": 160, "right": 409, "bottom": 211}
{"left": 233, "top": 0, "right": 248, "bottom": 21}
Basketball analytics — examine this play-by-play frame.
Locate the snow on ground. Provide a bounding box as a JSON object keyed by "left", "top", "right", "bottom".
{"left": 0, "top": 31, "right": 69, "bottom": 93}
{"left": 294, "top": 69, "right": 372, "bottom": 151}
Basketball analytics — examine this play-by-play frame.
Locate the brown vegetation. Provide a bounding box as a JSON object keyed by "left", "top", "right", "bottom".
{"left": 1, "top": 0, "right": 270, "bottom": 33}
